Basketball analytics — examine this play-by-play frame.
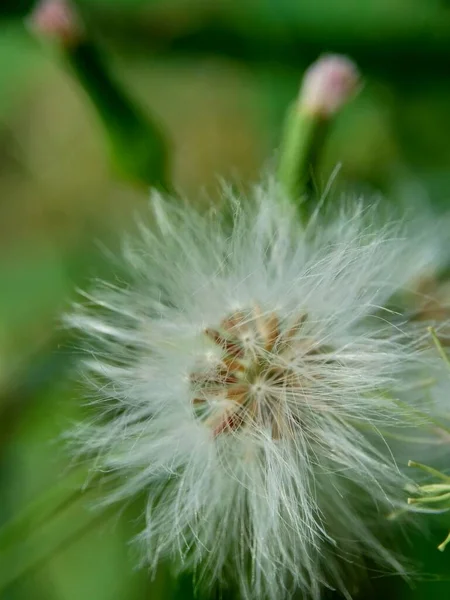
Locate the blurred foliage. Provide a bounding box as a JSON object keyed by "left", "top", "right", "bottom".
{"left": 0, "top": 1, "right": 450, "bottom": 599}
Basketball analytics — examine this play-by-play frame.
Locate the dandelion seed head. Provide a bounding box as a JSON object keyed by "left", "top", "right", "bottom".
{"left": 67, "top": 182, "right": 448, "bottom": 600}
{"left": 191, "top": 306, "right": 329, "bottom": 439}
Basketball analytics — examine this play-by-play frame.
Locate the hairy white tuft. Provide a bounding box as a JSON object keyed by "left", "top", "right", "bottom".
{"left": 66, "top": 182, "right": 448, "bottom": 599}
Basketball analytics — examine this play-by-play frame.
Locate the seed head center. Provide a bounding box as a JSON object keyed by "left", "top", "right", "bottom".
{"left": 190, "top": 305, "right": 312, "bottom": 438}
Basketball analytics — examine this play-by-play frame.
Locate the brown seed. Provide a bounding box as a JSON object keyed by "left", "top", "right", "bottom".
{"left": 254, "top": 305, "right": 280, "bottom": 351}
{"left": 213, "top": 410, "right": 244, "bottom": 436}
{"left": 205, "top": 328, "right": 244, "bottom": 357}
{"left": 283, "top": 314, "right": 307, "bottom": 344}
{"left": 221, "top": 311, "right": 247, "bottom": 332}
{"left": 226, "top": 385, "right": 249, "bottom": 403}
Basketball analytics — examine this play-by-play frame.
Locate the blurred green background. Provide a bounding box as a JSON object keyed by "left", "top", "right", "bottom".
{"left": 1, "top": 1, "right": 450, "bottom": 599}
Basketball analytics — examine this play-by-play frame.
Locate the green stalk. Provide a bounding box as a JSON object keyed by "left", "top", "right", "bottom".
{"left": 277, "top": 105, "right": 327, "bottom": 219}
{"left": 66, "top": 40, "right": 171, "bottom": 191}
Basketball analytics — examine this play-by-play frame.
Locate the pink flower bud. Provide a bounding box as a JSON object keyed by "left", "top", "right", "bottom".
{"left": 300, "top": 54, "right": 360, "bottom": 118}
{"left": 28, "top": 0, "right": 83, "bottom": 46}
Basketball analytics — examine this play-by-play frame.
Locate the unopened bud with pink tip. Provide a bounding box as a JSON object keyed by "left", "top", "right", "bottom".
{"left": 28, "top": 0, "right": 83, "bottom": 47}
{"left": 300, "top": 54, "right": 360, "bottom": 118}
{"left": 278, "top": 54, "right": 361, "bottom": 208}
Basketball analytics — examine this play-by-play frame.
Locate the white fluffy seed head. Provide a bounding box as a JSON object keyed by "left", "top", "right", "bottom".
{"left": 66, "top": 182, "right": 449, "bottom": 600}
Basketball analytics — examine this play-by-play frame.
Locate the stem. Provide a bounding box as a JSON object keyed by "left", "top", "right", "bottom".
{"left": 66, "top": 41, "right": 171, "bottom": 191}
{"left": 277, "top": 105, "right": 326, "bottom": 217}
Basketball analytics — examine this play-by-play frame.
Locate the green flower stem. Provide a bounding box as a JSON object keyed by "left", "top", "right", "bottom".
{"left": 66, "top": 40, "right": 171, "bottom": 191}
{"left": 277, "top": 104, "right": 326, "bottom": 218}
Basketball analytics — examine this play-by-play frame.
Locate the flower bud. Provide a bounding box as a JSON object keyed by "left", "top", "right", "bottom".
{"left": 300, "top": 54, "right": 360, "bottom": 118}
{"left": 28, "top": 0, "right": 83, "bottom": 47}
